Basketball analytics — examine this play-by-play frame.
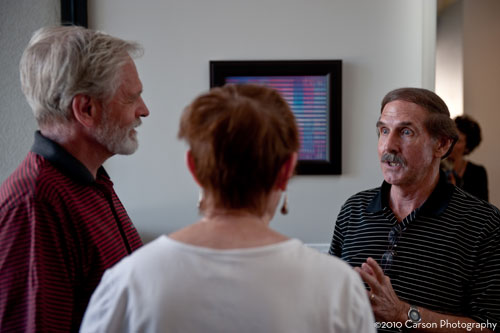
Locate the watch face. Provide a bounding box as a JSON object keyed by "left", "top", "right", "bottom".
{"left": 409, "top": 309, "right": 421, "bottom": 322}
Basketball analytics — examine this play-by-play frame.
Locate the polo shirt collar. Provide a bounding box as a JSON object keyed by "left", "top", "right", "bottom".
{"left": 366, "top": 170, "right": 454, "bottom": 217}
{"left": 31, "top": 131, "right": 108, "bottom": 184}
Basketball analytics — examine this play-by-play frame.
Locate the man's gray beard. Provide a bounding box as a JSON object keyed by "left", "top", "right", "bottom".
{"left": 93, "top": 112, "right": 140, "bottom": 155}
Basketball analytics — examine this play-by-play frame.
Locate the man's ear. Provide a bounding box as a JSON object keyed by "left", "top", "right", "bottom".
{"left": 186, "top": 150, "right": 202, "bottom": 187}
{"left": 436, "top": 137, "right": 454, "bottom": 159}
{"left": 275, "top": 152, "right": 298, "bottom": 191}
{"left": 72, "top": 94, "right": 99, "bottom": 128}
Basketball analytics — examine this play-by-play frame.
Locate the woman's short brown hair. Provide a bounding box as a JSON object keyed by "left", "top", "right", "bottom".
{"left": 178, "top": 84, "right": 299, "bottom": 214}
{"left": 454, "top": 115, "right": 482, "bottom": 155}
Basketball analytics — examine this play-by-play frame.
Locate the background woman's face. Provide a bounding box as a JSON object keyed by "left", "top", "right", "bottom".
{"left": 449, "top": 131, "right": 467, "bottom": 161}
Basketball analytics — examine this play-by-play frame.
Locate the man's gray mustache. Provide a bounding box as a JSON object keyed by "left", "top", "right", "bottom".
{"left": 381, "top": 153, "right": 405, "bottom": 165}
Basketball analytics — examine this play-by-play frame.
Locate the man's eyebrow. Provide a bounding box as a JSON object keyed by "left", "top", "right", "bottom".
{"left": 130, "top": 89, "right": 143, "bottom": 99}
{"left": 376, "top": 120, "right": 414, "bottom": 127}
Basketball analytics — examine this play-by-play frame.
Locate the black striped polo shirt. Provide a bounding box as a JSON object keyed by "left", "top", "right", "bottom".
{"left": 330, "top": 173, "right": 500, "bottom": 332}
{"left": 0, "top": 131, "right": 143, "bottom": 332}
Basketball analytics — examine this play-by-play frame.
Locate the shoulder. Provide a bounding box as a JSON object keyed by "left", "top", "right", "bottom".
{"left": 448, "top": 187, "right": 500, "bottom": 227}
{"left": 342, "top": 187, "right": 379, "bottom": 207}
{"left": 450, "top": 186, "right": 495, "bottom": 210}
{"left": 289, "top": 241, "right": 363, "bottom": 282}
{"left": 2, "top": 153, "right": 76, "bottom": 210}
{"left": 466, "top": 161, "right": 486, "bottom": 171}
{"left": 81, "top": 237, "right": 171, "bottom": 329}
{"left": 293, "top": 246, "right": 375, "bottom": 329}
{"left": 1, "top": 153, "right": 41, "bottom": 208}
{"left": 336, "top": 187, "right": 381, "bottom": 220}
{"left": 465, "top": 161, "right": 488, "bottom": 176}
{"left": 99, "top": 236, "right": 172, "bottom": 281}
{"left": 272, "top": 241, "right": 370, "bottom": 309}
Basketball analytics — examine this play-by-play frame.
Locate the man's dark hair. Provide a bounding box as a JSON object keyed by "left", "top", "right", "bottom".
{"left": 380, "top": 87, "right": 459, "bottom": 158}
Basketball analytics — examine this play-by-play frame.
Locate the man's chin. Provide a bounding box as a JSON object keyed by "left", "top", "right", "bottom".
{"left": 382, "top": 171, "right": 403, "bottom": 186}
{"left": 109, "top": 135, "right": 139, "bottom": 155}
{"left": 118, "top": 140, "right": 138, "bottom": 155}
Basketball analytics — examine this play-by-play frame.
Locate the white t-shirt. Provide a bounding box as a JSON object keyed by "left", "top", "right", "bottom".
{"left": 80, "top": 236, "right": 375, "bottom": 333}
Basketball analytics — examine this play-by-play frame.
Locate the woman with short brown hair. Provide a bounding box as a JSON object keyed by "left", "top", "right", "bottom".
{"left": 81, "top": 84, "right": 375, "bottom": 333}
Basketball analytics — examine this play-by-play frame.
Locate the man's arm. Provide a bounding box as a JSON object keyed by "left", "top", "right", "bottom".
{"left": 357, "top": 258, "right": 495, "bottom": 333}
{"left": 355, "top": 258, "right": 497, "bottom": 333}
{"left": 0, "top": 198, "right": 78, "bottom": 332}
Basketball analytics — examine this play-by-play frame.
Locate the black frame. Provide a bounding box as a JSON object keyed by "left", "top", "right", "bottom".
{"left": 210, "top": 60, "right": 342, "bottom": 175}
{"left": 61, "top": 0, "right": 88, "bottom": 27}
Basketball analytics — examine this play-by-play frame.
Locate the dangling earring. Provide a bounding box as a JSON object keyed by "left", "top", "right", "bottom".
{"left": 280, "top": 192, "right": 289, "bottom": 215}
{"left": 197, "top": 190, "right": 203, "bottom": 210}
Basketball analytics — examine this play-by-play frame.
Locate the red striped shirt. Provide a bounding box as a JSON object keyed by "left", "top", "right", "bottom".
{"left": 0, "top": 132, "right": 143, "bottom": 332}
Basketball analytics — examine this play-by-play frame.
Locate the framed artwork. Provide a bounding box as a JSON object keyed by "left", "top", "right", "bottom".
{"left": 210, "top": 60, "right": 342, "bottom": 175}
{"left": 61, "top": 0, "right": 88, "bottom": 27}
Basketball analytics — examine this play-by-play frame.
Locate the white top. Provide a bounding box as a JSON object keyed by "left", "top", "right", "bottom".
{"left": 80, "top": 236, "right": 375, "bottom": 333}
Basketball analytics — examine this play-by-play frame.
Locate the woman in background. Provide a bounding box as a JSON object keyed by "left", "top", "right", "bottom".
{"left": 442, "top": 115, "right": 488, "bottom": 201}
{"left": 80, "top": 84, "right": 375, "bottom": 332}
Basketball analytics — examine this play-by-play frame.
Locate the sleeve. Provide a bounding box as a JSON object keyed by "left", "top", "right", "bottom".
{"left": 329, "top": 202, "right": 348, "bottom": 257}
{"left": 467, "top": 212, "right": 500, "bottom": 329}
{"left": 0, "top": 198, "right": 79, "bottom": 331}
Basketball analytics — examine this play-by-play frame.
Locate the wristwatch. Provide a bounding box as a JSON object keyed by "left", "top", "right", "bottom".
{"left": 407, "top": 305, "right": 422, "bottom": 324}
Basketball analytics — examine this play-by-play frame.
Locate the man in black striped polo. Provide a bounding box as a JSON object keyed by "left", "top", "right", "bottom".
{"left": 330, "top": 88, "right": 499, "bottom": 332}
{"left": 0, "top": 26, "right": 149, "bottom": 331}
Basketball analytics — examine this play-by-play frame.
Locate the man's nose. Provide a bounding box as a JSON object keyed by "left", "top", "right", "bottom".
{"left": 382, "top": 131, "right": 400, "bottom": 153}
{"left": 137, "top": 97, "right": 150, "bottom": 118}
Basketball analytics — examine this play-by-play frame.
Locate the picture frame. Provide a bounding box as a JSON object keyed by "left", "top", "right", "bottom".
{"left": 61, "top": 0, "right": 88, "bottom": 27}
{"left": 210, "top": 60, "right": 342, "bottom": 175}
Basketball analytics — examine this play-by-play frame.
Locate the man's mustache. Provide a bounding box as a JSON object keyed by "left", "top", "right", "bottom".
{"left": 381, "top": 153, "right": 405, "bottom": 166}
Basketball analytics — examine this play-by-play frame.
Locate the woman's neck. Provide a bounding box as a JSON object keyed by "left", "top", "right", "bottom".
{"left": 453, "top": 157, "right": 468, "bottom": 178}
{"left": 202, "top": 208, "right": 268, "bottom": 226}
{"left": 168, "top": 208, "right": 288, "bottom": 249}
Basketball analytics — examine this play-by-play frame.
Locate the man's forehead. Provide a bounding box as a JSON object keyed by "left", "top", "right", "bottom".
{"left": 118, "top": 60, "right": 142, "bottom": 92}
{"left": 379, "top": 100, "right": 428, "bottom": 124}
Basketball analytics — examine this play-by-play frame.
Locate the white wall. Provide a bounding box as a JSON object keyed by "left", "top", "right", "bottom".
{"left": 436, "top": 0, "right": 463, "bottom": 118}
{"left": 435, "top": 0, "right": 500, "bottom": 207}
{"left": 87, "top": 0, "right": 436, "bottom": 243}
{"left": 0, "top": 0, "right": 59, "bottom": 181}
{"left": 463, "top": 0, "right": 500, "bottom": 207}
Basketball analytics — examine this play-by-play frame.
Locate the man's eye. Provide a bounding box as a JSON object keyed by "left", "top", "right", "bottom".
{"left": 380, "top": 128, "right": 389, "bottom": 135}
{"left": 402, "top": 129, "right": 412, "bottom": 135}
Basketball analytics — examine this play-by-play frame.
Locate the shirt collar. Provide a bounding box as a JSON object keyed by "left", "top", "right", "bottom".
{"left": 31, "top": 131, "right": 109, "bottom": 184}
{"left": 366, "top": 170, "right": 454, "bottom": 217}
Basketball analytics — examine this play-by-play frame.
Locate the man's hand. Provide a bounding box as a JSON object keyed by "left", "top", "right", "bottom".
{"left": 354, "top": 257, "right": 494, "bottom": 332}
{"left": 354, "top": 257, "right": 408, "bottom": 323}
